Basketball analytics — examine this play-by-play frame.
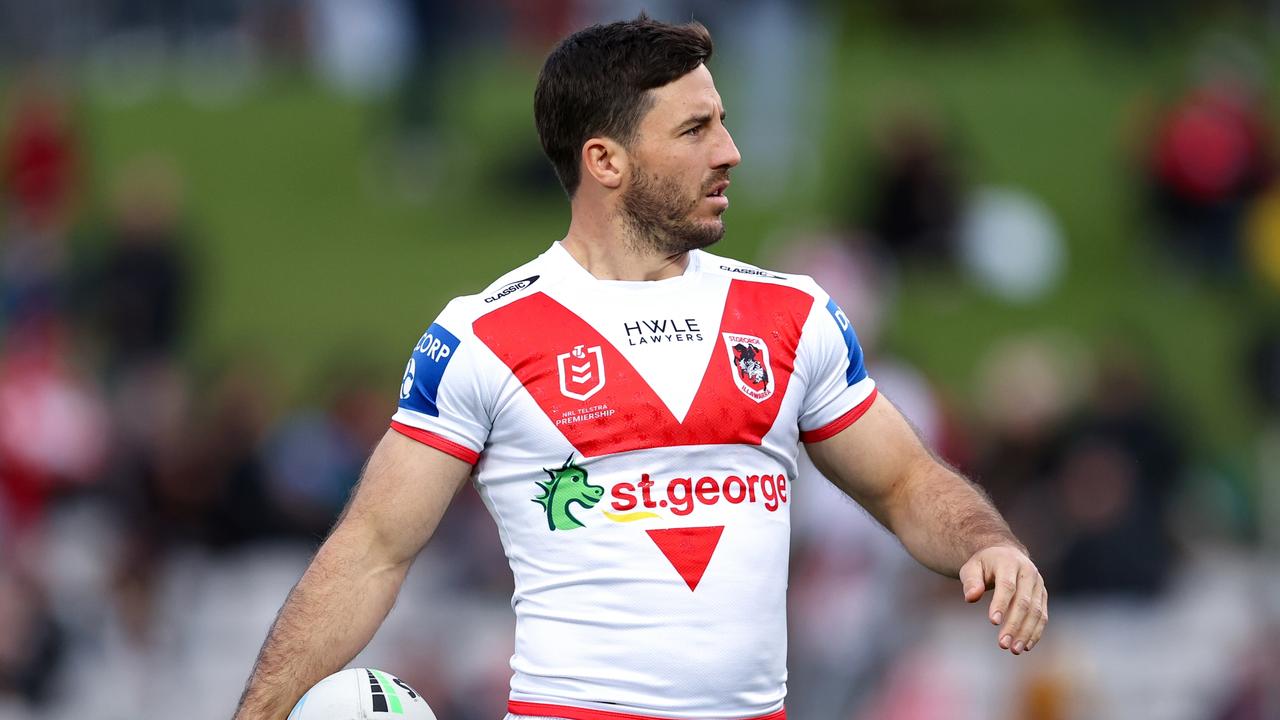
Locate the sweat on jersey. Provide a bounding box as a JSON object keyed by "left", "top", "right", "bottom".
{"left": 391, "top": 242, "right": 877, "bottom": 720}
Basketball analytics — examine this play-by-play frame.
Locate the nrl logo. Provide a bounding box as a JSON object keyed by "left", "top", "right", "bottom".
{"left": 722, "top": 332, "right": 774, "bottom": 403}
{"left": 557, "top": 344, "right": 606, "bottom": 401}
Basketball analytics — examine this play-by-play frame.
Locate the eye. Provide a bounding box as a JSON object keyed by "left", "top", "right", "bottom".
{"left": 684, "top": 125, "right": 702, "bottom": 137}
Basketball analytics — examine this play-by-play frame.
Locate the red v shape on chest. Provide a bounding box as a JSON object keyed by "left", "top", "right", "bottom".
{"left": 473, "top": 279, "right": 812, "bottom": 458}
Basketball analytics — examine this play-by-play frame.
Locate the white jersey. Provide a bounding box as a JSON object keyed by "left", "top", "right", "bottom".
{"left": 391, "top": 242, "right": 877, "bottom": 720}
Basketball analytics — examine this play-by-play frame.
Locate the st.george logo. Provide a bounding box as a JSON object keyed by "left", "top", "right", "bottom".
{"left": 722, "top": 332, "right": 774, "bottom": 402}
{"left": 557, "top": 344, "right": 605, "bottom": 401}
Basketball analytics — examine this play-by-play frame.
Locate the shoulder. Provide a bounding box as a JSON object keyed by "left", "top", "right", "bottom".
{"left": 429, "top": 253, "right": 551, "bottom": 328}
{"left": 698, "top": 250, "right": 827, "bottom": 304}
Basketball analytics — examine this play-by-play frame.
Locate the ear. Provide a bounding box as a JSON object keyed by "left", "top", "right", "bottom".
{"left": 580, "top": 136, "right": 627, "bottom": 190}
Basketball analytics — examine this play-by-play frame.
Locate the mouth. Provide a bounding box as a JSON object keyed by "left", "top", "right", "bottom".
{"left": 704, "top": 179, "right": 730, "bottom": 209}
{"left": 705, "top": 180, "right": 730, "bottom": 198}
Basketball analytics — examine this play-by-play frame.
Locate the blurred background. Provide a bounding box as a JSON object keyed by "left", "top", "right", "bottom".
{"left": 0, "top": 1, "right": 1278, "bottom": 719}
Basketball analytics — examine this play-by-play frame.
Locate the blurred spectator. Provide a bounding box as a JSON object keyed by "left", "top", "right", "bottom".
{"left": 309, "top": 0, "right": 414, "bottom": 99}
{"left": 973, "top": 332, "right": 1090, "bottom": 530}
{"left": 1144, "top": 37, "right": 1274, "bottom": 275}
{"left": 958, "top": 186, "right": 1065, "bottom": 303}
{"left": 1248, "top": 324, "right": 1280, "bottom": 417}
{"left": 81, "top": 155, "right": 192, "bottom": 374}
{"left": 861, "top": 106, "right": 962, "bottom": 265}
{"left": 174, "top": 359, "right": 279, "bottom": 548}
{"left": 975, "top": 333, "right": 1183, "bottom": 598}
{"left": 2, "top": 71, "right": 77, "bottom": 234}
{"left": 116, "top": 359, "right": 276, "bottom": 551}
{"left": 103, "top": 356, "right": 189, "bottom": 527}
{"left": 1209, "top": 621, "right": 1280, "bottom": 720}
{"left": 0, "top": 315, "right": 108, "bottom": 536}
{"left": 1, "top": 70, "right": 79, "bottom": 322}
{"left": 1050, "top": 340, "right": 1182, "bottom": 597}
{"left": 264, "top": 363, "right": 389, "bottom": 538}
{"left": 0, "top": 569, "right": 64, "bottom": 708}
{"left": 371, "top": 0, "right": 462, "bottom": 199}
{"left": 1244, "top": 184, "right": 1280, "bottom": 293}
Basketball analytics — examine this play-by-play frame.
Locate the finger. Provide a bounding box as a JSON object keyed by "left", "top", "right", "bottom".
{"left": 986, "top": 559, "right": 1018, "bottom": 626}
{"left": 1009, "top": 578, "right": 1045, "bottom": 654}
{"left": 959, "top": 557, "right": 985, "bottom": 603}
{"left": 996, "top": 563, "right": 1034, "bottom": 651}
{"left": 1027, "top": 591, "right": 1049, "bottom": 651}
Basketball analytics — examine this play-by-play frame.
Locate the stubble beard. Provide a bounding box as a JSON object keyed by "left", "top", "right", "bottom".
{"left": 620, "top": 165, "right": 727, "bottom": 258}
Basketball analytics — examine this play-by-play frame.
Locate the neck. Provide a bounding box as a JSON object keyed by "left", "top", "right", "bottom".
{"left": 561, "top": 205, "right": 689, "bottom": 281}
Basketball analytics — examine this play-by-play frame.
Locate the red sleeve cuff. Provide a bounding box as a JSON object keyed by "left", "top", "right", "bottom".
{"left": 390, "top": 421, "right": 480, "bottom": 464}
{"left": 799, "top": 388, "right": 879, "bottom": 444}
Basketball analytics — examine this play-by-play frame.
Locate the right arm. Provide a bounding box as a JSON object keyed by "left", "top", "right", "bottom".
{"left": 232, "top": 429, "right": 472, "bottom": 720}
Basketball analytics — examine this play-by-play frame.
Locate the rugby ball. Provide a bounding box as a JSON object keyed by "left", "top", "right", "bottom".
{"left": 288, "top": 668, "right": 436, "bottom": 720}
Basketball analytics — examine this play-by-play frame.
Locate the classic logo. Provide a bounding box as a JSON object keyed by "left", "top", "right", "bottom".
{"left": 719, "top": 264, "right": 785, "bottom": 279}
{"left": 531, "top": 456, "right": 604, "bottom": 531}
{"left": 484, "top": 275, "right": 539, "bottom": 303}
{"left": 722, "top": 332, "right": 774, "bottom": 402}
{"left": 557, "top": 344, "right": 606, "bottom": 401}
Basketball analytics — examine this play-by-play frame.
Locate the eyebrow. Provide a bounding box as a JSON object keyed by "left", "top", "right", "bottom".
{"left": 679, "top": 110, "right": 726, "bottom": 130}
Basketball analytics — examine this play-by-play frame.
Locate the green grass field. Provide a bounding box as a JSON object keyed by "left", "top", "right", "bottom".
{"left": 74, "top": 19, "right": 1275, "bottom": 479}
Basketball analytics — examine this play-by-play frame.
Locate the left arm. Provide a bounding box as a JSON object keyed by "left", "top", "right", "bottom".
{"left": 805, "top": 393, "right": 1048, "bottom": 655}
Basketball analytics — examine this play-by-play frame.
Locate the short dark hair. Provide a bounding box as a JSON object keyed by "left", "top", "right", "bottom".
{"left": 534, "top": 14, "right": 714, "bottom": 196}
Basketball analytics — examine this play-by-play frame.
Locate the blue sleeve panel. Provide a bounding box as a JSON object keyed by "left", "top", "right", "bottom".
{"left": 398, "top": 322, "right": 462, "bottom": 417}
{"left": 825, "top": 298, "right": 868, "bottom": 386}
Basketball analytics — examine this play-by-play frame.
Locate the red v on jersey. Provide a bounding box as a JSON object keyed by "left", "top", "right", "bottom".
{"left": 473, "top": 279, "right": 812, "bottom": 458}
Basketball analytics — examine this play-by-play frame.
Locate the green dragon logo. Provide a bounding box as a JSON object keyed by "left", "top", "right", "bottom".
{"left": 532, "top": 455, "right": 604, "bottom": 531}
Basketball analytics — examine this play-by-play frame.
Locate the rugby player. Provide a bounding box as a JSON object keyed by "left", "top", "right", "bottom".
{"left": 234, "top": 15, "right": 1046, "bottom": 720}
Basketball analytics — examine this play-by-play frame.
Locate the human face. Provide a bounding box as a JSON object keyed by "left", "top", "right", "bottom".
{"left": 620, "top": 64, "right": 741, "bottom": 256}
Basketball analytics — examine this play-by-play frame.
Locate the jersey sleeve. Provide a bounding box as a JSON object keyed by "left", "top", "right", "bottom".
{"left": 795, "top": 286, "right": 878, "bottom": 443}
{"left": 390, "top": 300, "right": 492, "bottom": 464}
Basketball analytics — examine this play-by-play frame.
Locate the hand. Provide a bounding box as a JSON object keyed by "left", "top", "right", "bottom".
{"left": 959, "top": 545, "right": 1047, "bottom": 655}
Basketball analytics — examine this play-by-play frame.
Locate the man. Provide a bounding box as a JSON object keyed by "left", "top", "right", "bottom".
{"left": 234, "top": 15, "right": 1047, "bottom": 720}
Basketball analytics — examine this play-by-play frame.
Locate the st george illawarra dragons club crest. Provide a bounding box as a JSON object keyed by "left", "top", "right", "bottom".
{"left": 721, "top": 332, "right": 774, "bottom": 403}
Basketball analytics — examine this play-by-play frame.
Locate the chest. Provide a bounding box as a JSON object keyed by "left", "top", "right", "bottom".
{"left": 472, "top": 280, "right": 813, "bottom": 458}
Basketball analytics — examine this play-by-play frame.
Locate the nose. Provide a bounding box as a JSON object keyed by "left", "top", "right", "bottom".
{"left": 715, "top": 125, "right": 742, "bottom": 170}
